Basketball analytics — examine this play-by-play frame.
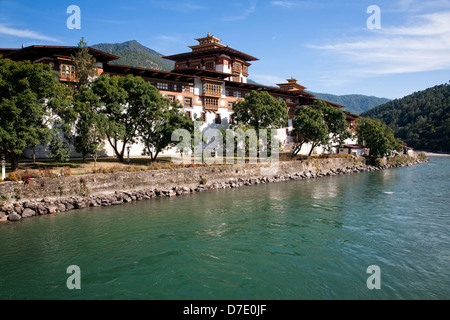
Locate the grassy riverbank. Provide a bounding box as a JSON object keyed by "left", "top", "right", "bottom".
{"left": 1, "top": 153, "right": 356, "bottom": 179}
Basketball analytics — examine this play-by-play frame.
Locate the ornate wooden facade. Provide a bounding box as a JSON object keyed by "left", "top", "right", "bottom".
{"left": 0, "top": 33, "right": 359, "bottom": 157}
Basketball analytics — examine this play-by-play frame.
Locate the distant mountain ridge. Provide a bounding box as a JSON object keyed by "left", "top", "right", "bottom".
{"left": 306, "top": 92, "right": 391, "bottom": 115}
{"left": 91, "top": 40, "right": 390, "bottom": 115}
{"left": 91, "top": 40, "right": 174, "bottom": 71}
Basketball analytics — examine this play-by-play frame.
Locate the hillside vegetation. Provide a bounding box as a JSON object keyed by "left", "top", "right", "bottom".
{"left": 361, "top": 84, "right": 450, "bottom": 152}
{"left": 308, "top": 92, "right": 391, "bottom": 115}
{"left": 92, "top": 40, "right": 174, "bottom": 71}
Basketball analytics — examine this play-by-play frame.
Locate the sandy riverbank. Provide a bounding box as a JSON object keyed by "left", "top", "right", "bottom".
{"left": 424, "top": 152, "right": 450, "bottom": 157}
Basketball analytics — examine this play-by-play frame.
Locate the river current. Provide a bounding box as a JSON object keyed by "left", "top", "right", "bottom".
{"left": 0, "top": 157, "right": 449, "bottom": 300}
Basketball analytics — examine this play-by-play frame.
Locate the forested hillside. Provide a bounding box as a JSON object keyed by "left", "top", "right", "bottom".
{"left": 92, "top": 40, "right": 174, "bottom": 71}
{"left": 308, "top": 92, "right": 391, "bottom": 115}
{"left": 361, "top": 84, "right": 450, "bottom": 152}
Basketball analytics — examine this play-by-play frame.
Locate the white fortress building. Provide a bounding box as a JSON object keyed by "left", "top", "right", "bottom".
{"left": 0, "top": 33, "right": 360, "bottom": 160}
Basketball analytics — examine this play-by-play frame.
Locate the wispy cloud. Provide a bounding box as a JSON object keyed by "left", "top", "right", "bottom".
{"left": 221, "top": 0, "right": 257, "bottom": 22}
{"left": 270, "top": 0, "right": 323, "bottom": 9}
{"left": 270, "top": 1, "right": 296, "bottom": 8}
{"left": 149, "top": 0, "right": 206, "bottom": 12}
{"left": 391, "top": 0, "right": 450, "bottom": 13}
{"left": 0, "top": 23, "right": 58, "bottom": 42}
{"left": 309, "top": 11, "right": 450, "bottom": 77}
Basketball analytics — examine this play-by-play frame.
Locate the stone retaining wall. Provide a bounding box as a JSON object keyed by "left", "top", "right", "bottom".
{"left": 0, "top": 157, "right": 428, "bottom": 222}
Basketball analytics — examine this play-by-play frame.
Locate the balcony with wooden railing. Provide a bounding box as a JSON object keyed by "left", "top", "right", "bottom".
{"left": 204, "top": 97, "right": 219, "bottom": 112}
{"left": 203, "top": 83, "right": 222, "bottom": 97}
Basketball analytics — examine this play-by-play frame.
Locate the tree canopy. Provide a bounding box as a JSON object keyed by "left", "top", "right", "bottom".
{"left": 66, "top": 38, "right": 105, "bottom": 162}
{"left": 71, "top": 37, "right": 98, "bottom": 91}
{"left": 291, "top": 106, "right": 329, "bottom": 156}
{"left": 92, "top": 74, "right": 150, "bottom": 162}
{"left": 139, "top": 102, "right": 194, "bottom": 161}
{"left": 232, "top": 90, "right": 288, "bottom": 131}
{"left": 355, "top": 117, "right": 399, "bottom": 161}
{"left": 0, "top": 58, "right": 70, "bottom": 171}
{"left": 311, "top": 100, "right": 351, "bottom": 150}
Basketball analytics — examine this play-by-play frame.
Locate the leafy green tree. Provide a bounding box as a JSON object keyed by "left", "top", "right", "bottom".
{"left": 355, "top": 117, "right": 397, "bottom": 162}
{"left": 71, "top": 37, "right": 98, "bottom": 91}
{"left": 139, "top": 103, "right": 194, "bottom": 162}
{"left": 291, "top": 107, "right": 329, "bottom": 156}
{"left": 48, "top": 130, "right": 71, "bottom": 165}
{"left": 70, "top": 89, "right": 106, "bottom": 162}
{"left": 0, "top": 58, "right": 71, "bottom": 171}
{"left": 231, "top": 90, "right": 287, "bottom": 158}
{"left": 220, "top": 125, "right": 258, "bottom": 161}
{"left": 232, "top": 90, "right": 288, "bottom": 131}
{"left": 61, "top": 38, "right": 106, "bottom": 162}
{"left": 92, "top": 74, "right": 151, "bottom": 162}
{"left": 312, "top": 100, "right": 351, "bottom": 152}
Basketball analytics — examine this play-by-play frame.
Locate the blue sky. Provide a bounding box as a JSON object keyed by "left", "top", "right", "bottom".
{"left": 1, "top": 0, "right": 450, "bottom": 99}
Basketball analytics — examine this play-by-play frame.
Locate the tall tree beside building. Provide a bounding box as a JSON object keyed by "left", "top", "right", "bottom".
{"left": 291, "top": 107, "right": 329, "bottom": 156}
{"left": 312, "top": 100, "right": 351, "bottom": 151}
{"left": 232, "top": 90, "right": 287, "bottom": 156}
{"left": 70, "top": 89, "right": 106, "bottom": 162}
{"left": 139, "top": 102, "right": 194, "bottom": 162}
{"left": 71, "top": 37, "right": 98, "bottom": 91}
{"left": 92, "top": 74, "right": 177, "bottom": 162}
{"left": 0, "top": 58, "right": 71, "bottom": 171}
{"left": 232, "top": 90, "right": 288, "bottom": 131}
{"left": 63, "top": 38, "right": 106, "bottom": 162}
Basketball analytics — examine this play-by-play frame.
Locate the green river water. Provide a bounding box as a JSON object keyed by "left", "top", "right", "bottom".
{"left": 0, "top": 157, "right": 449, "bottom": 300}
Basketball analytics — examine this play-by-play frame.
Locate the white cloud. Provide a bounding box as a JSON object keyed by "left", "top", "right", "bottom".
{"left": 0, "top": 23, "right": 58, "bottom": 42}
{"left": 270, "top": 1, "right": 296, "bottom": 8}
{"left": 392, "top": 0, "right": 450, "bottom": 13}
{"left": 309, "top": 11, "right": 450, "bottom": 77}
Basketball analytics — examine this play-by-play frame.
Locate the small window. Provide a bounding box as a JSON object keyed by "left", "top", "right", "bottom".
{"left": 215, "top": 113, "right": 222, "bottom": 124}
{"left": 186, "top": 111, "right": 191, "bottom": 119}
{"left": 157, "top": 83, "right": 169, "bottom": 90}
{"left": 167, "top": 95, "right": 176, "bottom": 102}
{"left": 205, "top": 61, "right": 215, "bottom": 70}
{"left": 184, "top": 97, "right": 192, "bottom": 108}
{"left": 202, "top": 112, "right": 206, "bottom": 122}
